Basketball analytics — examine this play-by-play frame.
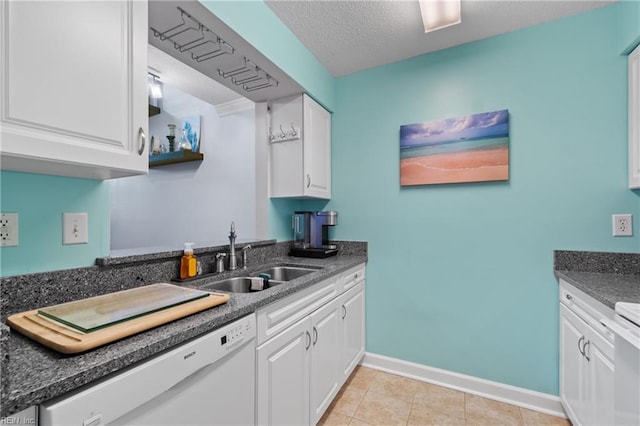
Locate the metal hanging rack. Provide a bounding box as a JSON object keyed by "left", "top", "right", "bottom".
{"left": 150, "top": 7, "right": 278, "bottom": 94}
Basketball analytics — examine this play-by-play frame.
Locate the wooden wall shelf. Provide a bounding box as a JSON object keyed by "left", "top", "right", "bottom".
{"left": 149, "top": 150, "right": 204, "bottom": 167}
{"left": 149, "top": 104, "right": 161, "bottom": 117}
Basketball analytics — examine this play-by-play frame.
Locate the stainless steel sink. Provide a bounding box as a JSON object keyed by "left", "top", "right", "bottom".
{"left": 254, "top": 266, "right": 317, "bottom": 281}
{"left": 201, "top": 277, "right": 284, "bottom": 293}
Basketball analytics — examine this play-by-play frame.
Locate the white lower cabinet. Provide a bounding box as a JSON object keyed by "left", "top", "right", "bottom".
{"left": 256, "top": 264, "right": 366, "bottom": 425}
{"left": 257, "top": 313, "right": 311, "bottom": 426}
{"left": 256, "top": 298, "right": 340, "bottom": 426}
{"left": 340, "top": 281, "right": 366, "bottom": 381}
{"left": 559, "top": 281, "right": 615, "bottom": 426}
{"left": 309, "top": 298, "right": 341, "bottom": 424}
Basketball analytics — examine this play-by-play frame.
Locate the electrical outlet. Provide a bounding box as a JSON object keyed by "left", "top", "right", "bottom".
{"left": 0, "top": 213, "right": 19, "bottom": 247}
{"left": 612, "top": 214, "right": 633, "bottom": 237}
{"left": 63, "top": 212, "right": 88, "bottom": 245}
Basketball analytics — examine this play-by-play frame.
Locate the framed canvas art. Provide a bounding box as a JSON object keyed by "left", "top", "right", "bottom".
{"left": 400, "top": 109, "right": 509, "bottom": 186}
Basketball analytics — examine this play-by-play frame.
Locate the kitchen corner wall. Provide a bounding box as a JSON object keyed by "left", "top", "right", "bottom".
{"left": 0, "top": 171, "right": 109, "bottom": 276}
{"left": 320, "top": 4, "right": 639, "bottom": 396}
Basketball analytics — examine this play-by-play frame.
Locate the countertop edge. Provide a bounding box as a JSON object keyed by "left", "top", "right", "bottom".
{"left": 554, "top": 269, "right": 640, "bottom": 309}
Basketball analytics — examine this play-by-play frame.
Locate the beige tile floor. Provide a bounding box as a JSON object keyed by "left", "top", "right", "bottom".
{"left": 319, "top": 366, "right": 571, "bottom": 426}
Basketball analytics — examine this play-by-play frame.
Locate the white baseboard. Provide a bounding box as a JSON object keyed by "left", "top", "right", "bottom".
{"left": 361, "top": 352, "right": 567, "bottom": 418}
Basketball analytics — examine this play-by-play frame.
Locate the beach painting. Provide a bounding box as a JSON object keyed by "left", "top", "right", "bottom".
{"left": 400, "top": 109, "right": 509, "bottom": 186}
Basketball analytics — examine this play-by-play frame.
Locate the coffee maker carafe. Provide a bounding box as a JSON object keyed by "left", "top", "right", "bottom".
{"left": 291, "top": 211, "right": 338, "bottom": 258}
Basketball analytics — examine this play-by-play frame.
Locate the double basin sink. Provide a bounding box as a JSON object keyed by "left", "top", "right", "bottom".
{"left": 200, "top": 266, "right": 318, "bottom": 293}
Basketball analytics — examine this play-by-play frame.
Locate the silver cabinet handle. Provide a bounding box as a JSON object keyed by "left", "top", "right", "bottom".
{"left": 342, "top": 305, "right": 347, "bottom": 319}
{"left": 137, "top": 127, "right": 146, "bottom": 156}
{"left": 565, "top": 294, "right": 572, "bottom": 301}
{"left": 312, "top": 326, "right": 318, "bottom": 345}
{"left": 305, "top": 331, "right": 311, "bottom": 350}
{"left": 306, "top": 174, "right": 311, "bottom": 188}
{"left": 578, "top": 336, "right": 585, "bottom": 356}
{"left": 583, "top": 340, "right": 590, "bottom": 362}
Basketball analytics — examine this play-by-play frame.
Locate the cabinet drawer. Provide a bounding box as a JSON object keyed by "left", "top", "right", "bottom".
{"left": 257, "top": 277, "right": 338, "bottom": 345}
{"left": 340, "top": 264, "right": 366, "bottom": 293}
{"left": 559, "top": 280, "right": 615, "bottom": 343}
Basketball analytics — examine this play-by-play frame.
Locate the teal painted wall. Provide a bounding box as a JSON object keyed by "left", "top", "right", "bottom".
{"left": 0, "top": 171, "right": 109, "bottom": 276}
{"left": 316, "top": 5, "right": 638, "bottom": 395}
{"left": 618, "top": 0, "right": 640, "bottom": 54}
{"left": 200, "top": 0, "right": 335, "bottom": 111}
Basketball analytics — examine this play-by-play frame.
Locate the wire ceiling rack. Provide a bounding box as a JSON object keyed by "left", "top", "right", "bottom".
{"left": 150, "top": 6, "right": 279, "bottom": 93}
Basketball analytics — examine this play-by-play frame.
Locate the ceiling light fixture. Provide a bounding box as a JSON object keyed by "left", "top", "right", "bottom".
{"left": 419, "top": 0, "right": 461, "bottom": 33}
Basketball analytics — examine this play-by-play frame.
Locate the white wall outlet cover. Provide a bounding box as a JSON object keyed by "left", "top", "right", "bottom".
{"left": 0, "top": 212, "right": 19, "bottom": 247}
{"left": 63, "top": 212, "right": 89, "bottom": 244}
{"left": 612, "top": 214, "right": 633, "bottom": 237}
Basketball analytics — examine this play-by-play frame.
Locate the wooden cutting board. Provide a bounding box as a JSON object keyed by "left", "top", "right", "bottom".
{"left": 6, "top": 283, "right": 230, "bottom": 354}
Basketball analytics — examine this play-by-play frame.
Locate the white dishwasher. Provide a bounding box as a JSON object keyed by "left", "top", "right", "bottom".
{"left": 40, "top": 314, "right": 256, "bottom": 426}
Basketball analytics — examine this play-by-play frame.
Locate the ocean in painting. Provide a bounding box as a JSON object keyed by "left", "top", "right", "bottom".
{"left": 400, "top": 136, "right": 508, "bottom": 159}
{"left": 400, "top": 109, "right": 509, "bottom": 186}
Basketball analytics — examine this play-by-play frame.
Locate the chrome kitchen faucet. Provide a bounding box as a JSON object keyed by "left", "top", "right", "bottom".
{"left": 228, "top": 222, "right": 237, "bottom": 270}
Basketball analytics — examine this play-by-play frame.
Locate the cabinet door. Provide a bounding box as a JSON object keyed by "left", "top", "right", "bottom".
{"left": 559, "top": 305, "right": 588, "bottom": 425}
{"left": 0, "top": 1, "right": 148, "bottom": 179}
{"left": 585, "top": 331, "right": 615, "bottom": 426}
{"left": 269, "top": 95, "right": 304, "bottom": 197}
{"left": 629, "top": 44, "right": 640, "bottom": 188}
{"left": 303, "top": 94, "right": 331, "bottom": 199}
{"left": 257, "top": 317, "right": 311, "bottom": 426}
{"left": 340, "top": 282, "right": 366, "bottom": 380}
{"left": 309, "top": 298, "right": 341, "bottom": 425}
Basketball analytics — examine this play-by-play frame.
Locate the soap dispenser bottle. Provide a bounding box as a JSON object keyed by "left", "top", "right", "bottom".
{"left": 180, "top": 243, "right": 197, "bottom": 279}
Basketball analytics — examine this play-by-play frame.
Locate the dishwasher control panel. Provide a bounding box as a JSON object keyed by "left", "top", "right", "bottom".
{"left": 220, "top": 315, "right": 254, "bottom": 350}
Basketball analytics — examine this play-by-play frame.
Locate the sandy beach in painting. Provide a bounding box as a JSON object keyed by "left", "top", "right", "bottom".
{"left": 400, "top": 146, "right": 509, "bottom": 186}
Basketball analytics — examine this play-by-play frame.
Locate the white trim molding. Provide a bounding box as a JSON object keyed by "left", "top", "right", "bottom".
{"left": 362, "top": 352, "right": 567, "bottom": 418}
{"left": 215, "top": 98, "right": 255, "bottom": 117}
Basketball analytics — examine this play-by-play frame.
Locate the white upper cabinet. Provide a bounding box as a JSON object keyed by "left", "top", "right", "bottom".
{"left": 629, "top": 44, "right": 640, "bottom": 188}
{"left": 269, "top": 94, "right": 331, "bottom": 199}
{"left": 0, "top": 1, "right": 148, "bottom": 179}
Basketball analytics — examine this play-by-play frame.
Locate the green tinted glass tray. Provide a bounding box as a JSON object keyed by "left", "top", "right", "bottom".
{"left": 38, "top": 283, "right": 209, "bottom": 333}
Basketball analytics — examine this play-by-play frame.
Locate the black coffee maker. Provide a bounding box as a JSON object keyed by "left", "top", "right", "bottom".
{"left": 290, "top": 211, "right": 338, "bottom": 258}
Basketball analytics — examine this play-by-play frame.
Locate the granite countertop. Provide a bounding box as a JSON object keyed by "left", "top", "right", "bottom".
{"left": 2, "top": 253, "right": 367, "bottom": 417}
{"left": 554, "top": 250, "right": 640, "bottom": 309}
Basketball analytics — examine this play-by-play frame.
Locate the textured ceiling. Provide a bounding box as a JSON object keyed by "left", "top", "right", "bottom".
{"left": 266, "top": 0, "right": 616, "bottom": 77}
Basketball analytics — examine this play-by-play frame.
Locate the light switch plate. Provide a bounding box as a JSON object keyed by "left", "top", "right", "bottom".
{"left": 63, "top": 212, "right": 88, "bottom": 244}
{"left": 0, "top": 213, "right": 19, "bottom": 247}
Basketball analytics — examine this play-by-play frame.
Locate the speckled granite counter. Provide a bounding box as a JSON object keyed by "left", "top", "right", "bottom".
{"left": 1, "top": 241, "right": 367, "bottom": 417}
{"left": 554, "top": 250, "right": 640, "bottom": 309}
